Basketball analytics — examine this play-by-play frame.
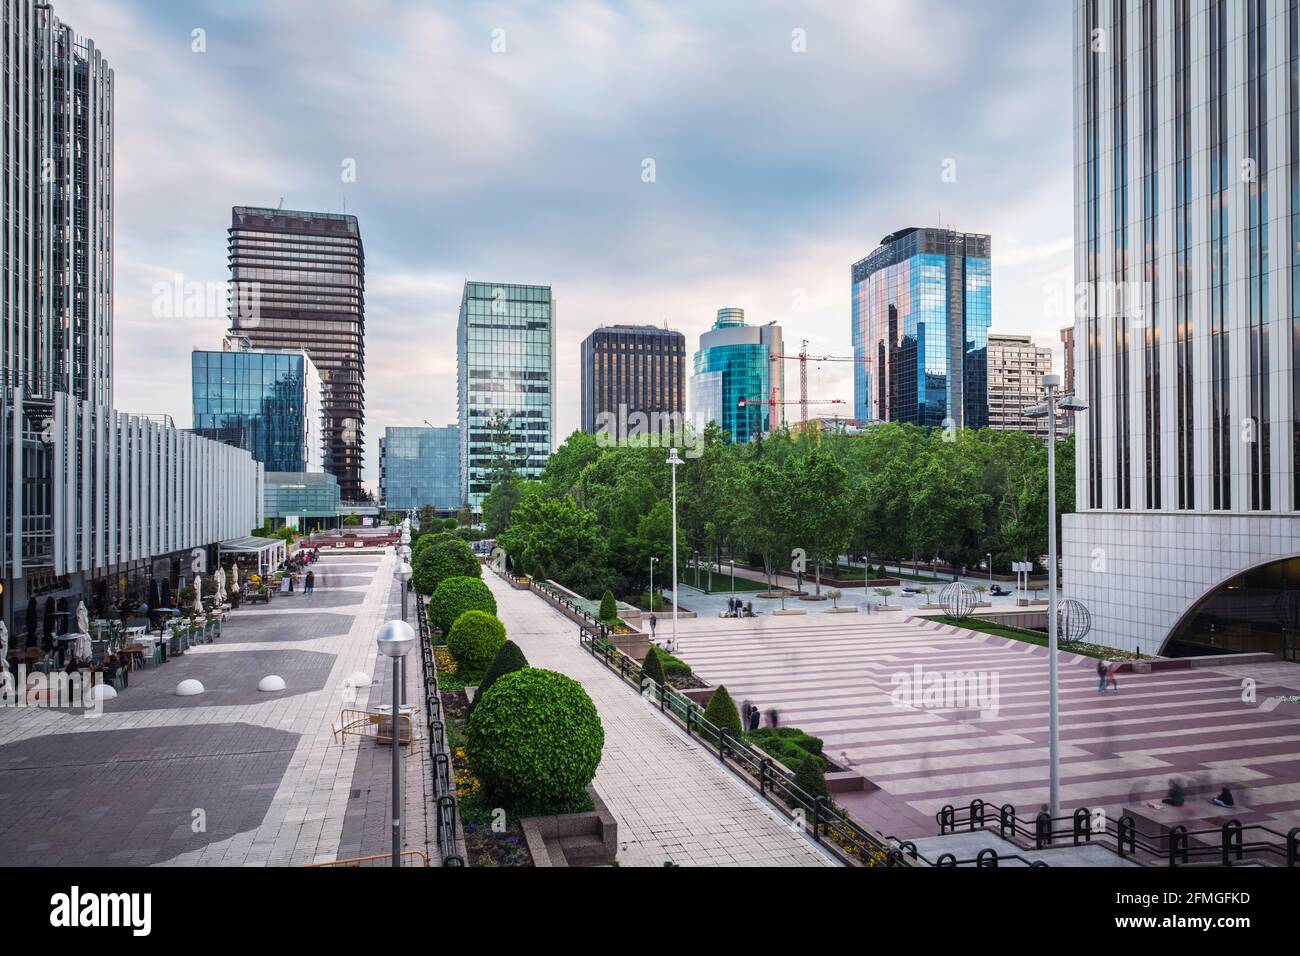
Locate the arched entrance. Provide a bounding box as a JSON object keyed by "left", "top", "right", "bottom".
{"left": 1162, "top": 556, "right": 1300, "bottom": 661}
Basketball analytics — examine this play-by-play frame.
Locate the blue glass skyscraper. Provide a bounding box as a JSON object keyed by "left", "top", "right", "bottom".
{"left": 690, "top": 308, "right": 783, "bottom": 443}
{"left": 379, "top": 425, "right": 461, "bottom": 511}
{"left": 851, "top": 227, "right": 991, "bottom": 429}
{"left": 191, "top": 347, "right": 324, "bottom": 472}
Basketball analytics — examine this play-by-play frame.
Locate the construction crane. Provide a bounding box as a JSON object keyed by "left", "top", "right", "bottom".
{"left": 768, "top": 340, "right": 871, "bottom": 427}
{"left": 737, "top": 390, "right": 845, "bottom": 434}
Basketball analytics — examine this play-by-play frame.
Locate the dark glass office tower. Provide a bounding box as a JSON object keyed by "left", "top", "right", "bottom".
{"left": 580, "top": 325, "right": 685, "bottom": 433}
{"left": 850, "top": 227, "right": 991, "bottom": 429}
{"left": 227, "top": 206, "right": 365, "bottom": 501}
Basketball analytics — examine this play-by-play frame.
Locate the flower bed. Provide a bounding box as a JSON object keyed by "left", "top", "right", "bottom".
{"left": 439, "top": 686, "right": 534, "bottom": 867}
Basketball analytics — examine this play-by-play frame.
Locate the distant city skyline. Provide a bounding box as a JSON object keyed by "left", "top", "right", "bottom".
{"left": 64, "top": 0, "right": 1074, "bottom": 489}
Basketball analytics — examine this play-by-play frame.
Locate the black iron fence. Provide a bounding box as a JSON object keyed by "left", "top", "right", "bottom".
{"left": 938, "top": 797, "right": 1300, "bottom": 867}
{"left": 415, "top": 591, "right": 465, "bottom": 866}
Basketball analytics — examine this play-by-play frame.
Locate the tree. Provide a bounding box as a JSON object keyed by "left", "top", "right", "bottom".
{"left": 701, "top": 684, "right": 743, "bottom": 737}
{"left": 793, "top": 754, "right": 828, "bottom": 799}
{"left": 788, "top": 449, "right": 852, "bottom": 595}
{"left": 343, "top": 513, "right": 360, "bottom": 527}
{"left": 413, "top": 538, "right": 480, "bottom": 596}
{"left": 498, "top": 494, "right": 607, "bottom": 595}
{"left": 641, "top": 646, "right": 666, "bottom": 687}
{"left": 599, "top": 590, "right": 617, "bottom": 623}
{"left": 446, "top": 610, "right": 507, "bottom": 679}
{"left": 469, "top": 640, "right": 528, "bottom": 713}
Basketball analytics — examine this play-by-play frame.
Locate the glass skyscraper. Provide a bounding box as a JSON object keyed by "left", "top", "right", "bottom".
{"left": 379, "top": 425, "right": 461, "bottom": 511}
{"left": 227, "top": 206, "right": 365, "bottom": 501}
{"left": 851, "top": 227, "right": 991, "bottom": 429}
{"left": 191, "top": 347, "right": 324, "bottom": 473}
{"left": 689, "top": 308, "right": 783, "bottom": 443}
{"left": 457, "top": 281, "right": 555, "bottom": 510}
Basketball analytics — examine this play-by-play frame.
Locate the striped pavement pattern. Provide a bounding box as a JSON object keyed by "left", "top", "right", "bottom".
{"left": 675, "top": 614, "right": 1300, "bottom": 841}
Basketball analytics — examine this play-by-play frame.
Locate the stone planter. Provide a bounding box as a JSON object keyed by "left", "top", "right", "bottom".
{"left": 825, "top": 606, "right": 858, "bottom": 614}
{"left": 773, "top": 608, "right": 807, "bottom": 616}
{"left": 520, "top": 786, "right": 618, "bottom": 867}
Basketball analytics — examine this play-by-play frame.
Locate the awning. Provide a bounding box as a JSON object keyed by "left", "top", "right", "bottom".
{"left": 218, "top": 536, "right": 284, "bottom": 555}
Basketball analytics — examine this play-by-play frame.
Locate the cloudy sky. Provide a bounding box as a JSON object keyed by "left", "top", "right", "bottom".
{"left": 67, "top": 0, "right": 1074, "bottom": 491}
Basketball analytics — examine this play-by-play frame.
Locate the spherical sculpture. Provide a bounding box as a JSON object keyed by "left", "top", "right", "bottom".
{"left": 1056, "top": 598, "right": 1092, "bottom": 643}
{"left": 466, "top": 668, "right": 604, "bottom": 813}
{"left": 940, "top": 582, "right": 977, "bottom": 620}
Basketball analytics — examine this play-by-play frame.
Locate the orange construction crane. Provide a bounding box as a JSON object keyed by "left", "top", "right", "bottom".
{"left": 768, "top": 340, "right": 870, "bottom": 427}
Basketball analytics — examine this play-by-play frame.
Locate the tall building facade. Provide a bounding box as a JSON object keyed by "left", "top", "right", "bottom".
{"left": 379, "top": 425, "right": 461, "bottom": 511}
{"left": 1, "top": 4, "right": 262, "bottom": 633}
{"left": 227, "top": 206, "right": 365, "bottom": 501}
{"left": 457, "top": 281, "right": 555, "bottom": 511}
{"left": 580, "top": 325, "right": 685, "bottom": 434}
{"left": 851, "top": 227, "right": 992, "bottom": 429}
{"left": 690, "top": 308, "right": 783, "bottom": 443}
{"left": 1064, "top": 0, "right": 1300, "bottom": 661}
{"left": 987, "top": 333, "right": 1055, "bottom": 436}
{"left": 2, "top": 1, "right": 114, "bottom": 406}
{"left": 191, "top": 345, "right": 324, "bottom": 473}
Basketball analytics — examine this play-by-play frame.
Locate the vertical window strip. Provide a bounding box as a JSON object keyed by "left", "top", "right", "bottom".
{"left": 1143, "top": 0, "right": 1161, "bottom": 509}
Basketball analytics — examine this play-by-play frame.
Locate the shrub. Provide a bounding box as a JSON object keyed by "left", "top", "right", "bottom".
{"left": 745, "top": 727, "right": 825, "bottom": 772}
{"left": 599, "top": 589, "right": 617, "bottom": 623}
{"left": 428, "top": 576, "right": 497, "bottom": 634}
{"left": 466, "top": 668, "right": 604, "bottom": 813}
{"left": 701, "top": 684, "right": 743, "bottom": 737}
{"left": 446, "top": 610, "right": 507, "bottom": 679}
{"left": 793, "top": 754, "right": 828, "bottom": 799}
{"left": 641, "top": 646, "right": 666, "bottom": 687}
{"left": 469, "top": 640, "right": 528, "bottom": 713}
{"left": 659, "top": 652, "right": 692, "bottom": 677}
{"left": 412, "top": 530, "right": 454, "bottom": 566}
{"left": 414, "top": 538, "right": 480, "bottom": 595}
{"left": 444, "top": 517, "right": 458, "bottom": 530}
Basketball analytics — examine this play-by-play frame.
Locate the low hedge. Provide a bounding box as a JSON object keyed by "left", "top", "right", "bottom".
{"left": 428, "top": 576, "right": 497, "bottom": 635}
{"left": 744, "top": 726, "right": 825, "bottom": 772}
{"left": 446, "top": 610, "right": 507, "bottom": 679}
{"left": 466, "top": 668, "right": 604, "bottom": 814}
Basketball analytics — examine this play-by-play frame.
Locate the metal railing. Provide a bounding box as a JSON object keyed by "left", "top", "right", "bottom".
{"left": 415, "top": 591, "right": 465, "bottom": 866}
{"left": 938, "top": 798, "right": 1300, "bottom": 867}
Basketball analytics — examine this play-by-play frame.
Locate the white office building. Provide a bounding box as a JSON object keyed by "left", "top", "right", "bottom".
{"left": 1063, "top": 0, "right": 1300, "bottom": 661}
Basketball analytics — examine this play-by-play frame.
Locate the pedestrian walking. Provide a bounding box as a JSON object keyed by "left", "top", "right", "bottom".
{"left": 648, "top": 613, "right": 657, "bottom": 638}
{"left": 766, "top": 707, "right": 780, "bottom": 728}
{"left": 1106, "top": 661, "right": 1119, "bottom": 691}
{"left": 305, "top": 570, "right": 315, "bottom": 595}
{"left": 748, "top": 705, "right": 761, "bottom": 732}
{"left": 1096, "top": 659, "right": 1108, "bottom": 693}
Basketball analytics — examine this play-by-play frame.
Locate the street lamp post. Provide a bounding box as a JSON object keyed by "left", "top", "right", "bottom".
{"left": 730, "top": 560, "right": 736, "bottom": 605}
{"left": 393, "top": 560, "right": 413, "bottom": 706}
{"left": 376, "top": 619, "right": 415, "bottom": 867}
{"left": 667, "top": 447, "right": 684, "bottom": 652}
{"left": 649, "top": 556, "right": 658, "bottom": 611}
{"left": 987, "top": 552, "right": 993, "bottom": 593}
{"left": 1025, "top": 373, "right": 1088, "bottom": 822}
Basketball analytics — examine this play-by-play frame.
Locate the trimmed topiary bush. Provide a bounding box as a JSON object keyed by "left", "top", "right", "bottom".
{"left": 469, "top": 640, "right": 528, "bottom": 713}
{"left": 793, "top": 754, "right": 828, "bottom": 799}
{"left": 701, "top": 684, "right": 743, "bottom": 737}
{"left": 412, "top": 530, "right": 453, "bottom": 563}
{"left": 413, "top": 538, "right": 480, "bottom": 595}
{"left": 641, "top": 645, "right": 666, "bottom": 687}
{"left": 446, "top": 610, "right": 507, "bottom": 679}
{"left": 466, "top": 668, "right": 604, "bottom": 813}
{"left": 599, "top": 589, "right": 617, "bottom": 623}
{"left": 428, "top": 576, "right": 497, "bottom": 635}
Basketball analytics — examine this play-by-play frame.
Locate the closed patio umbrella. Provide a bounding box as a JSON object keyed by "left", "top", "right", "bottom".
{"left": 75, "top": 601, "right": 89, "bottom": 635}
{"left": 159, "top": 579, "right": 172, "bottom": 610}
{"left": 149, "top": 579, "right": 161, "bottom": 612}
{"left": 192, "top": 574, "right": 203, "bottom": 614}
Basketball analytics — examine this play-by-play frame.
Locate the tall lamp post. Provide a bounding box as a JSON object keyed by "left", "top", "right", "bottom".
{"left": 649, "top": 556, "right": 658, "bottom": 612}
{"left": 986, "top": 552, "right": 993, "bottom": 593}
{"left": 1025, "top": 373, "right": 1087, "bottom": 821}
{"left": 376, "top": 619, "right": 415, "bottom": 867}
{"left": 667, "top": 447, "right": 684, "bottom": 651}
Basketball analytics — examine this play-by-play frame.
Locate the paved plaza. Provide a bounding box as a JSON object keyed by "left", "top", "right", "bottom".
{"left": 673, "top": 612, "right": 1300, "bottom": 843}
{"left": 481, "top": 573, "right": 837, "bottom": 867}
{"left": 0, "top": 552, "right": 438, "bottom": 867}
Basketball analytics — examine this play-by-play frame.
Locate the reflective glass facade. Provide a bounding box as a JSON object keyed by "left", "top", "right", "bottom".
{"left": 379, "top": 425, "right": 461, "bottom": 511}
{"left": 263, "top": 471, "right": 340, "bottom": 521}
{"left": 191, "top": 349, "right": 323, "bottom": 473}
{"left": 457, "top": 281, "right": 555, "bottom": 510}
{"left": 851, "top": 228, "right": 991, "bottom": 428}
{"left": 689, "top": 308, "right": 782, "bottom": 443}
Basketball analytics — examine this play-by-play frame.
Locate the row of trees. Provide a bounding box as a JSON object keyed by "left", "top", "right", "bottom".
{"left": 486, "top": 420, "right": 1074, "bottom": 602}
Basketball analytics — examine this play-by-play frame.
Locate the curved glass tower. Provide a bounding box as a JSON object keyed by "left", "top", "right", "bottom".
{"left": 689, "top": 308, "right": 783, "bottom": 443}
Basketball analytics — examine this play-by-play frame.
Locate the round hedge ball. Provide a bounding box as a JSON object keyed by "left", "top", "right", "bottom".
{"left": 413, "top": 538, "right": 480, "bottom": 596}
{"left": 466, "top": 668, "right": 604, "bottom": 810}
{"left": 427, "top": 576, "right": 497, "bottom": 634}
{"left": 446, "top": 610, "right": 507, "bottom": 677}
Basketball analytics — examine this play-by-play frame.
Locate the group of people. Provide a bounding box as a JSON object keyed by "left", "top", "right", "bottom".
{"left": 724, "top": 598, "right": 754, "bottom": 618}
{"left": 275, "top": 549, "right": 320, "bottom": 594}
{"left": 740, "top": 701, "right": 779, "bottom": 731}
{"left": 1161, "top": 779, "right": 1236, "bottom": 810}
{"left": 1096, "top": 659, "right": 1120, "bottom": 692}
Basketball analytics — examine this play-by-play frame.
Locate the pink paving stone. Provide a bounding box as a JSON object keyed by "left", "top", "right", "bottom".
{"left": 675, "top": 615, "right": 1300, "bottom": 840}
